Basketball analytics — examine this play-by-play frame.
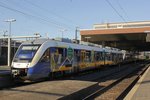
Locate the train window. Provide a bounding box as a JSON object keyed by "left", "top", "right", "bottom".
{"left": 14, "top": 45, "right": 40, "bottom": 62}
{"left": 112, "top": 53, "right": 115, "bottom": 61}
{"left": 101, "top": 52, "right": 104, "bottom": 61}
{"left": 102, "top": 52, "right": 106, "bottom": 61}
{"left": 99, "top": 52, "right": 103, "bottom": 61}
{"left": 96, "top": 52, "right": 101, "bottom": 61}
{"left": 109, "top": 53, "right": 112, "bottom": 61}
{"left": 85, "top": 51, "right": 91, "bottom": 62}
{"left": 60, "top": 48, "right": 68, "bottom": 63}
{"left": 74, "top": 49, "right": 80, "bottom": 62}
{"left": 40, "top": 49, "right": 50, "bottom": 62}
{"left": 94, "top": 51, "right": 97, "bottom": 61}
{"left": 50, "top": 47, "right": 66, "bottom": 66}
{"left": 108, "top": 53, "right": 111, "bottom": 61}
{"left": 106, "top": 52, "right": 111, "bottom": 61}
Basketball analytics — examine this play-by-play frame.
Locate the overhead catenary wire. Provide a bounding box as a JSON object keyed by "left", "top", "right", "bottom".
{"left": 105, "top": 0, "right": 127, "bottom": 22}
{"left": 116, "top": 0, "right": 131, "bottom": 21}
{"left": 24, "top": 0, "right": 80, "bottom": 30}
{"left": 23, "top": 0, "right": 79, "bottom": 28}
{"left": 105, "top": 0, "right": 138, "bottom": 48}
{"left": 0, "top": 1, "right": 71, "bottom": 30}
{"left": 0, "top": 0, "right": 46, "bottom": 33}
{"left": 105, "top": 0, "right": 134, "bottom": 33}
{"left": 22, "top": 0, "right": 75, "bottom": 30}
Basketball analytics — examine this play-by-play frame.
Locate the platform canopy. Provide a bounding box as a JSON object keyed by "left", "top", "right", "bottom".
{"left": 80, "top": 21, "right": 150, "bottom": 51}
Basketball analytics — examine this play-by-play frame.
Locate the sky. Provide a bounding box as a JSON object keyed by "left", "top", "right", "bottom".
{"left": 0, "top": 0, "right": 150, "bottom": 40}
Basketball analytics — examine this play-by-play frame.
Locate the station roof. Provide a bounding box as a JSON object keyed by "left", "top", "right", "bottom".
{"left": 80, "top": 21, "right": 150, "bottom": 51}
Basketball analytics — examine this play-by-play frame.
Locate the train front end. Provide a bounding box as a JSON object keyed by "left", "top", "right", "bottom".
{"left": 11, "top": 44, "right": 40, "bottom": 81}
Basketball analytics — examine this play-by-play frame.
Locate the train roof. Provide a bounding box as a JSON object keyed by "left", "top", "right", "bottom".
{"left": 22, "top": 38, "right": 48, "bottom": 44}
{"left": 22, "top": 38, "right": 123, "bottom": 54}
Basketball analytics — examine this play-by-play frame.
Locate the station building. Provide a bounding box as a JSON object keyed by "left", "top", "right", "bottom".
{"left": 0, "top": 39, "right": 21, "bottom": 65}
{"left": 80, "top": 21, "right": 150, "bottom": 51}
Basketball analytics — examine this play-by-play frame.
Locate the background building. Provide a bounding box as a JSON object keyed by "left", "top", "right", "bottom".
{"left": 0, "top": 39, "right": 21, "bottom": 65}
{"left": 80, "top": 21, "right": 150, "bottom": 51}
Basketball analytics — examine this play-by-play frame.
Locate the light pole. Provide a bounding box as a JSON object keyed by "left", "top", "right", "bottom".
{"left": 75, "top": 27, "right": 79, "bottom": 40}
{"left": 5, "top": 19, "right": 16, "bottom": 67}
{"left": 60, "top": 29, "right": 67, "bottom": 38}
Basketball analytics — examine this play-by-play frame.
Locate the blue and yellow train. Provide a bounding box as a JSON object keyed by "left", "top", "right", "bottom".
{"left": 11, "top": 38, "right": 126, "bottom": 81}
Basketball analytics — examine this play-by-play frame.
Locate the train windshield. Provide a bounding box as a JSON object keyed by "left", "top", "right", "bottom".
{"left": 14, "top": 45, "right": 40, "bottom": 62}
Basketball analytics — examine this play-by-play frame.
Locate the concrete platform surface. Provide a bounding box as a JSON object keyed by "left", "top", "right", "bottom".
{"left": 0, "top": 66, "right": 11, "bottom": 76}
{"left": 0, "top": 80, "right": 97, "bottom": 100}
{"left": 125, "top": 66, "right": 150, "bottom": 100}
{"left": 0, "top": 65, "right": 10, "bottom": 71}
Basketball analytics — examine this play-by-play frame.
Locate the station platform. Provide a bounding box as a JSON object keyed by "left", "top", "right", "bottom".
{"left": 0, "top": 65, "right": 11, "bottom": 76}
{"left": 0, "top": 65, "right": 10, "bottom": 71}
{"left": 0, "top": 80, "right": 98, "bottom": 100}
{"left": 125, "top": 65, "right": 150, "bottom": 100}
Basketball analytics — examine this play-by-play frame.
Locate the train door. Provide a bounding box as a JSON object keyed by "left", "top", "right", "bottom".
{"left": 50, "top": 47, "right": 67, "bottom": 71}
{"left": 38, "top": 48, "right": 50, "bottom": 77}
{"left": 80, "top": 50, "right": 86, "bottom": 69}
{"left": 103, "top": 50, "right": 106, "bottom": 65}
{"left": 74, "top": 49, "right": 80, "bottom": 63}
{"left": 73, "top": 49, "right": 79, "bottom": 66}
{"left": 72, "top": 49, "right": 80, "bottom": 72}
{"left": 81, "top": 50, "right": 86, "bottom": 62}
{"left": 112, "top": 53, "right": 116, "bottom": 64}
{"left": 91, "top": 50, "right": 94, "bottom": 62}
{"left": 99, "top": 52, "right": 103, "bottom": 65}
{"left": 95, "top": 52, "right": 100, "bottom": 66}
{"left": 50, "top": 48, "right": 60, "bottom": 71}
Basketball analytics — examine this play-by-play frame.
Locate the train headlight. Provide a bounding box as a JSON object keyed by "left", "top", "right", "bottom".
{"left": 25, "top": 69, "right": 28, "bottom": 73}
{"left": 12, "top": 69, "right": 19, "bottom": 75}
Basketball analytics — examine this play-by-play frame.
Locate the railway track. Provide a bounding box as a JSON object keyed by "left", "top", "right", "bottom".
{"left": 84, "top": 64, "right": 148, "bottom": 100}
{"left": 59, "top": 62, "right": 149, "bottom": 100}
